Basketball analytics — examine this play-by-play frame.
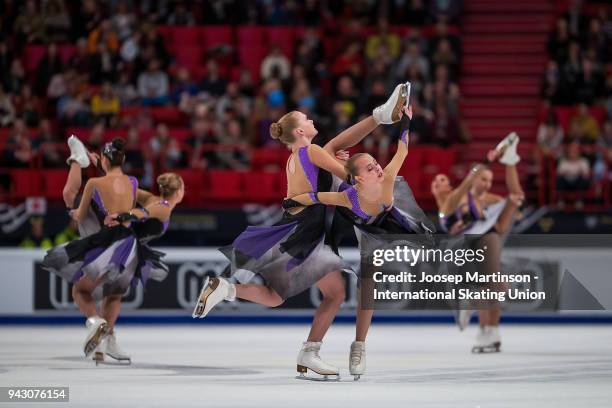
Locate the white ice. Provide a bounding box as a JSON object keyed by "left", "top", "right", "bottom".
{"left": 1, "top": 324, "right": 611, "bottom": 407}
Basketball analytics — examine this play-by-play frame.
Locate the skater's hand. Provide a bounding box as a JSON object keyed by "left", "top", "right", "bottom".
{"left": 399, "top": 105, "right": 413, "bottom": 120}
{"left": 486, "top": 149, "right": 501, "bottom": 163}
{"left": 69, "top": 209, "right": 77, "bottom": 221}
{"left": 509, "top": 193, "right": 524, "bottom": 207}
{"left": 104, "top": 213, "right": 120, "bottom": 227}
{"left": 449, "top": 219, "right": 465, "bottom": 235}
{"left": 88, "top": 152, "right": 100, "bottom": 166}
{"left": 335, "top": 149, "right": 349, "bottom": 162}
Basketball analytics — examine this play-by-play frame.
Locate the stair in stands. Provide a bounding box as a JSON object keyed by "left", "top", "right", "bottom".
{"left": 460, "top": 0, "right": 553, "bottom": 197}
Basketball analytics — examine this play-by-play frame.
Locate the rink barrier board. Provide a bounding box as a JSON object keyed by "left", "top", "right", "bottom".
{"left": 1, "top": 247, "right": 611, "bottom": 321}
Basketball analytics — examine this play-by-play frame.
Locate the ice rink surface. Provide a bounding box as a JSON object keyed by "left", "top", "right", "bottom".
{"left": 1, "top": 324, "right": 611, "bottom": 407}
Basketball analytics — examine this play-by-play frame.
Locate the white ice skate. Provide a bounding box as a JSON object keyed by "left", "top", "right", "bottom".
{"left": 456, "top": 307, "right": 474, "bottom": 331}
{"left": 192, "top": 277, "right": 235, "bottom": 318}
{"left": 373, "top": 82, "right": 411, "bottom": 125}
{"left": 104, "top": 333, "right": 131, "bottom": 364}
{"left": 84, "top": 316, "right": 110, "bottom": 357}
{"left": 471, "top": 325, "right": 502, "bottom": 354}
{"left": 67, "top": 135, "right": 91, "bottom": 168}
{"left": 349, "top": 341, "right": 366, "bottom": 381}
{"left": 495, "top": 132, "right": 520, "bottom": 166}
{"left": 296, "top": 341, "right": 340, "bottom": 381}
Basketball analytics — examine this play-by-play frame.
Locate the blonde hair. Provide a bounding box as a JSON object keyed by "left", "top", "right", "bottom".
{"left": 269, "top": 111, "right": 300, "bottom": 145}
{"left": 345, "top": 153, "right": 369, "bottom": 179}
{"left": 157, "top": 172, "right": 183, "bottom": 198}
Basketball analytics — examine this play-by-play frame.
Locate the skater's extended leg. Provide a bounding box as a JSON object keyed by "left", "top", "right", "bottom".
{"left": 306, "top": 271, "right": 345, "bottom": 342}
{"left": 235, "top": 284, "right": 283, "bottom": 307}
{"left": 355, "top": 284, "right": 373, "bottom": 341}
{"left": 63, "top": 162, "right": 82, "bottom": 208}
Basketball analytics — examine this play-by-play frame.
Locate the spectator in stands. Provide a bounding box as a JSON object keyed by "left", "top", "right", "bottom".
{"left": 74, "top": 0, "right": 103, "bottom": 41}
{"left": 547, "top": 18, "right": 571, "bottom": 64}
{"left": 332, "top": 75, "right": 359, "bottom": 123}
{"left": 431, "top": 38, "right": 459, "bottom": 79}
{"left": 294, "top": 28, "right": 325, "bottom": 81}
{"left": 33, "top": 119, "right": 63, "bottom": 168}
{"left": 89, "top": 42, "right": 120, "bottom": 85}
{"left": 171, "top": 67, "right": 199, "bottom": 105}
{"left": 91, "top": 81, "right": 120, "bottom": 127}
{"left": 575, "top": 58, "right": 605, "bottom": 104}
{"left": 166, "top": 1, "right": 195, "bottom": 26}
{"left": 568, "top": 103, "right": 600, "bottom": 144}
{"left": 331, "top": 42, "right": 365, "bottom": 78}
{"left": 188, "top": 105, "right": 218, "bottom": 169}
{"left": 113, "top": 70, "right": 139, "bottom": 107}
{"left": 261, "top": 45, "right": 291, "bottom": 81}
{"left": 215, "top": 119, "right": 249, "bottom": 170}
{"left": 408, "top": 97, "right": 433, "bottom": 144}
{"left": 427, "top": 102, "right": 460, "bottom": 147}
{"left": 13, "top": 0, "right": 47, "bottom": 48}
{"left": 4, "top": 59, "right": 26, "bottom": 95}
{"left": 68, "top": 38, "right": 92, "bottom": 74}
{"left": 563, "top": 0, "right": 587, "bottom": 37}
{"left": 54, "top": 219, "right": 79, "bottom": 246}
{"left": 365, "top": 18, "right": 401, "bottom": 61}
{"left": 237, "top": 69, "right": 255, "bottom": 98}
{"left": 397, "top": 0, "right": 428, "bottom": 26}
{"left": 557, "top": 142, "right": 591, "bottom": 193}
{"left": 429, "top": 0, "right": 463, "bottom": 22}
{"left": 35, "top": 43, "right": 63, "bottom": 96}
{"left": 430, "top": 20, "right": 461, "bottom": 64}
{"left": 395, "top": 40, "right": 430, "bottom": 82}
{"left": 120, "top": 30, "right": 141, "bottom": 64}
{"left": 537, "top": 111, "right": 564, "bottom": 160}
{"left": 139, "top": 24, "right": 170, "bottom": 69}
{"left": 563, "top": 40, "right": 582, "bottom": 100}
{"left": 43, "top": 0, "right": 71, "bottom": 43}
{"left": 216, "top": 82, "right": 251, "bottom": 121}
{"left": 19, "top": 217, "right": 53, "bottom": 249}
{"left": 0, "top": 40, "right": 13, "bottom": 75}
{"left": 87, "top": 19, "right": 119, "bottom": 54}
{"left": 199, "top": 59, "right": 227, "bottom": 97}
{"left": 13, "top": 85, "right": 43, "bottom": 127}
{"left": 47, "top": 67, "right": 72, "bottom": 105}
{"left": 150, "top": 123, "right": 183, "bottom": 169}
{"left": 598, "top": 120, "right": 612, "bottom": 166}
{"left": 57, "top": 85, "right": 90, "bottom": 127}
{"left": 0, "top": 85, "right": 15, "bottom": 127}
{"left": 138, "top": 59, "right": 169, "bottom": 106}
{"left": 541, "top": 60, "right": 565, "bottom": 105}
{"left": 3, "top": 119, "right": 33, "bottom": 168}
{"left": 112, "top": 3, "right": 136, "bottom": 41}
{"left": 87, "top": 122, "right": 105, "bottom": 152}
{"left": 124, "top": 126, "right": 146, "bottom": 174}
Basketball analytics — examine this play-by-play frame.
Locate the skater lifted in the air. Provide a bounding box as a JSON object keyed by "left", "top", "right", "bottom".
{"left": 43, "top": 136, "right": 183, "bottom": 364}
{"left": 282, "top": 100, "right": 435, "bottom": 380}
{"left": 193, "top": 82, "right": 411, "bottom": 380}
{"left": 431, "top": 132, "right": 524, "bottom": 353}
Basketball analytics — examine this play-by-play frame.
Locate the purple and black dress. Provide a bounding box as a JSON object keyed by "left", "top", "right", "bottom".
{"left": 438, "top": 191, "right": 507, "bottom": 235}
{"left": 42, "top": 177, "right": 168, "bottom": 298}
{"left": 219, "top": 146, "right": 347, "bottom": 300}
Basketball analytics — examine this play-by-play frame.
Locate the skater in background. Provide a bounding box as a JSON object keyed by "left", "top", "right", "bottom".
{"left": 193, "top": 82, "right": 409, "bottom": 380}
{"left": 431, "top": 132, "right": 525, "bottom": 353}
{"left": 43, "top": 136, "right": 180, "bottom": 364}
{"left": 284, "top": 102, "right": 436, "bottom": 380}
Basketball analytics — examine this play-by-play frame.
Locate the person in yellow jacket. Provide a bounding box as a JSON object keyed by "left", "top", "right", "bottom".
{"left": 19, "top": 217, "right": 53, "bottom": 249}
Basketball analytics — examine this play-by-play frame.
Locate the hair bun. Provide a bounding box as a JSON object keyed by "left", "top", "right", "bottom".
{"left": 111, "top": 137, "right": 126, "bottom": 152}
{"left": 269, "top": 122, "right": 282, "bottom": 140}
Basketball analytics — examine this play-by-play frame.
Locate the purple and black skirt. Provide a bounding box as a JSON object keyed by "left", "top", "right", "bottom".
{"left": 220, "top": 204, "right": 348, "bottom": 300}
{"left": 42, "top": 223, "right": 168, "bottom": 299}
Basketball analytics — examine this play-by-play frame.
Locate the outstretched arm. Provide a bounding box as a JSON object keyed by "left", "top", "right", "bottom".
{"left": 383, "top": 106, "right": 412, "bottom": 180}
{"left": 440, "top": 165, "right": 486, "bottom": 215}
{"left": 136, "top": 188, "right": 158, "bottom": 207}
{"left": 286, "top": 191, "right": 352, "bottom": 208}
{"left": 308, "top": 144, "right": 348, "bottom": 180}
{"left": 323, "top": 116, "right": 378, "bottom": 156}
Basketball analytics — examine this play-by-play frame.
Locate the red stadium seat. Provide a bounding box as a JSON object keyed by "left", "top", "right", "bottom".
{"left": 168, "top": 128, "right": 192, "bottom": 143}
{"left": 42, "top": 170, "right": 69, "bottom": 200}
{"left": 57, "top": 45, "right": 77, "bottom": 65}
{"left": 171, "top": 169, "right": 206, "bottom": 205}
{"left": 201, "top": 26, "right": 233, "bottom": 48}
{"left": 243, "top": 171, "right": 281, "bottom": 202}
{"left": 174, "top": 45, "right": 203, "bottom": 67}
{"left": 266, "top": 27, "right": 295, "bottom": 59}
{"left": 10, "top": 170, "right": 42, "bottom": 200}
{"left": 238, "top": 45, "right": 267, "bottom": 81}
{"left": 24, "top": 45, "right": 47, "bottom": 72}
{"left": 172, "top": 27, "right": 200, "bottom": 46}
{"left": 236, "top": 26, "right": 266, "bottom": 46}
{"left": 208, "top": 170, "right": 243, "bottom": 201}
{"left": 151, "top": 107, "right": 183, "bottom": 126}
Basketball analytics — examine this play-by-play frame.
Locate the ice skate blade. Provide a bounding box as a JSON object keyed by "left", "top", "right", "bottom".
{"left": 391, "top": 83, "right": 410, "bottom": 122}
{"left": 352, "top": 375, "right": 361, "bottom": 381}
{"left": 106, "top": 355, "right": 132, "bottom": 365}
{"left": 93, "top": 352, "right": 104, "bottom": 366}
{"left": 84, "top": 323, "right": 110, "bottom": 357}
{"left": 192, "top": 277, "right": 219, "bottom": 318}
{"left": 471, "top": 342, "right": 502, "bottom": 354}
{"left": 296, "top": 365, "right": 340, "bottom": 382}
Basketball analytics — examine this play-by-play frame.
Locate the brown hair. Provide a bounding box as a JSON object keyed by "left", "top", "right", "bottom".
{"left": 157, "top": 172, "right": 183, "bottom": 198}
{"left": 345, "top": 153, "right": 369, "bottom": 179}
{"left": 103, "top": 137, "right": 126, "bottom": 167}
{"left": 269, "top": 111, "right": 300, "bottom": 145}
